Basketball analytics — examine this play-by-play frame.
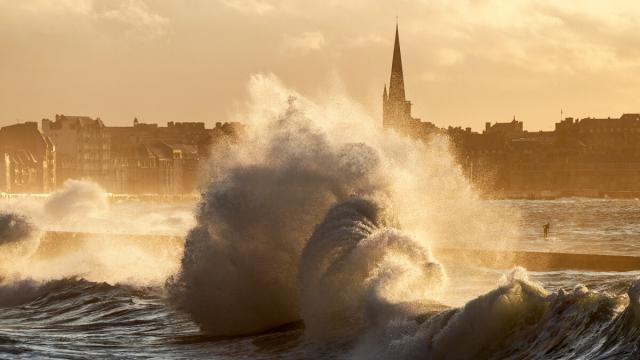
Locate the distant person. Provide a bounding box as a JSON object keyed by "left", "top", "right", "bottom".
{"left": 543, "top": 223, "right": 550, "bottom": 239}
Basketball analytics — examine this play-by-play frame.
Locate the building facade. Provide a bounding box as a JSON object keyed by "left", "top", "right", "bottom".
{"left": 0, "top": 122, "right": 56, "bottom": 193}
{"left": 42, "top": 115, "right": 111, "bottom": 189}
{"left": 108, "top": 118, "right": 244, "bottom": 194}
{"left": 447, "top": 114, "right": 640, "bottom": 196}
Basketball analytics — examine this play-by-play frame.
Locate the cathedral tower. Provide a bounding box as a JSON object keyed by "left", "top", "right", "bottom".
{"left": 383, "top": 22, "right": 415, "bottom": 131}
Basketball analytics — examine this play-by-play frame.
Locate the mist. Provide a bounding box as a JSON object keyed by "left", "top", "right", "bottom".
{"left": 167, "top": 74, "right": 516, "bottom": 337}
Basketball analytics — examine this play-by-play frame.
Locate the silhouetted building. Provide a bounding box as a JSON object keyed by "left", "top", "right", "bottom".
{"left": 6, "top": 113, "right": 245, "bottom": 194}
{"left": 0, "top": 122, "right": 56, "bottom": 193}
{"left": 108, "top": 118, "right": 244, "bottom": 194}
{"left": 112, "top": 140, "right": 199, "bottom": 194}
{"left": 382, "top": 23, "right": 439, "bottom": 138}
{"left": 484, "top": 117, "right": 524, "bottom": 140}
{"left": 42, "top": 115, "right": 111, "bottom": 189}
{"left": 446, "top": 113, "right": 640, "bottom": 197}
{"left": 377, "top": 23, "right": 640, "bottom": 197}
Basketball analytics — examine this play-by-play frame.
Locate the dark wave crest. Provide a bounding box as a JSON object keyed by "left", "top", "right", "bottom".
{"left": 354, "top": 270, "right": 640, "bottom": 360}
{"left": 0, "top": 212, "right": 34, "bottom": 246}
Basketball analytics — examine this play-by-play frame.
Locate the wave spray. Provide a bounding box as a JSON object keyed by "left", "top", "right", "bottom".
{"left": 168, "top": 74, "right": 513, "bottom": 338}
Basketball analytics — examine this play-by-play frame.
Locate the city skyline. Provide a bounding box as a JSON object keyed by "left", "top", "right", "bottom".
{"left": 3, "top": 1, "right": 640, "bottom": 131}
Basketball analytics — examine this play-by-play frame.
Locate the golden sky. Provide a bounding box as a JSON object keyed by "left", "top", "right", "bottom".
{"left": 2, "top": 0, "right": 640, "bottom": 131}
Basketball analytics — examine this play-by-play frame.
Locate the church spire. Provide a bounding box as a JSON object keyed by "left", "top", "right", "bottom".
{"left": 388, "top": 22, "right": 405, "bottom": 101}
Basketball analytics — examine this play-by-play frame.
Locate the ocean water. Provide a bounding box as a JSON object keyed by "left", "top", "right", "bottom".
{"left": 0, "top": 198, "right": 638, "bottom": 359}
{"left": 506, "top": 198, "right": 640, "bottom": 256}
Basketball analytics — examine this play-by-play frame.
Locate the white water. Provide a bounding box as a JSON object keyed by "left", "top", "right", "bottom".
{"left": 168, "top": 74, "right": 518, "bottom": 341}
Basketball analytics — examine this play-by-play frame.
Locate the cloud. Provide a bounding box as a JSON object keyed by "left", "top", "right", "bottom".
{"left": 435, "top": 48, "right": 464, "bottom": 66}
{"left": 220, "top": 0, "right": 275, "bottom": 15}
{"left": 408, "top": 0, "right": 640, "bottom": 74}
{"left": 3, "top": 0, "right": 640, "bottom": 131}
{"left": 347, "top": 33, "right": 386, "bottom": 47}
{"left": 283, "top": 31, "right": 326, "bottom": 52}
{"left": 0, "top": 0, "right": 168, "bottom": 39}
{"left": 102, "top": 0, "right": 168, "bottom": 38}
{"left": 8, "top": 0, "right": 93, "bottom": 15}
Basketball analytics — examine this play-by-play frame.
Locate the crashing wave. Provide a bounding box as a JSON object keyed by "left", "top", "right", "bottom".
{"left": 167, "top": 75, "right": 520, "bottom": 339}
{"left": 299, "top": 197, "right": 446, "bottom": 341}
{"left": 353, "top": 268, "right": 640, "bottom": 360}
{"left": 0, "top": 212, "right": 41, "bottom": 266}
{"left": 0, "top": 212, "right": 34, "bottom": 246}
{"left": 167, "top": 102, "right": 385, "bottom": 336}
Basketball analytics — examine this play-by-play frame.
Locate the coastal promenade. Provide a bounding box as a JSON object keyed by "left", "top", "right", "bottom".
{"left": 36, "top": 231, "right": 640, "bottom": 273}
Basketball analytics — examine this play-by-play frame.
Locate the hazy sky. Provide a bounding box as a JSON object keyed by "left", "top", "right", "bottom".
{"left": 2, "top": 0, "right": 640, "bottom": 131}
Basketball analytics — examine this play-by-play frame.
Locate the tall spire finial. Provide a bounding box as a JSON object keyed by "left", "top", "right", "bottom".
{"left": 388, "top": 20, "right": 405, "bottom": 101}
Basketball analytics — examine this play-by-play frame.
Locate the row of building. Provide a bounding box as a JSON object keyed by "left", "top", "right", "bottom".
{"left": 384, "top": 23, "right": 640, "bottom": 196}
{"left": 447, "top": 114, "right": 640, "bottom": 195}
{"left": 7, "top": 24, "right": 640, "bottom": 196}
{"left": 0, "top": 115, "right": 242, "bottom": 194}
